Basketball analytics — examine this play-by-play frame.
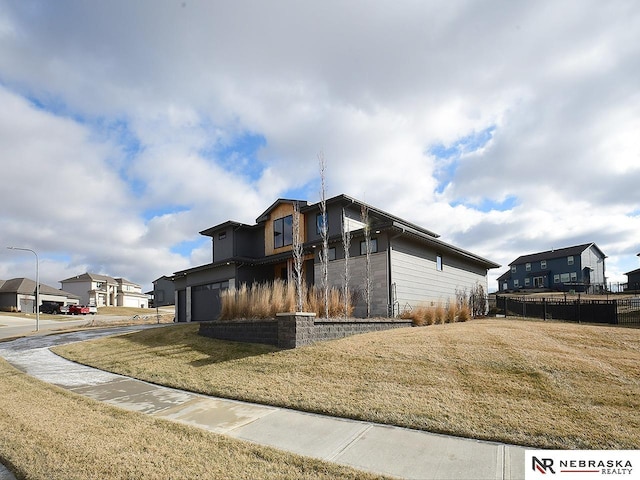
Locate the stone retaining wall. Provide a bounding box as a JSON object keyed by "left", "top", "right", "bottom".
{"left": 198, "top": 313, "right": 412, "bottom": 349}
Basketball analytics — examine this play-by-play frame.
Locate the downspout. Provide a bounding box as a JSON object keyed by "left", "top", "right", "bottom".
{"left": 387, "top": 226, "right": 405, "bottom": 317}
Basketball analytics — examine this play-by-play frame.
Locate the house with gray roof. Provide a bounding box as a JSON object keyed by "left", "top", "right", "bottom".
{"left": 60, "top": 273, "right": 148, "bottom": 308}
{"left": 173, "top": 194, "right": 500, "bottom": 322}
{"left": 0, "top": 278, "right": 79, "bottom": 313}
{"left": 497, "top": 243, "right": 606, "bottom": 293}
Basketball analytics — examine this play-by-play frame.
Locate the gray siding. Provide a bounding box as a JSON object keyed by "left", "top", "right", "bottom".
{"left": 390, "top": 237, "right": 488, "bottom": 309}
{"left": 581, "top": 245, "right": 605, "bottom": 284}
{"left": 315, "top": 252, "right": 388, "bottom": 317}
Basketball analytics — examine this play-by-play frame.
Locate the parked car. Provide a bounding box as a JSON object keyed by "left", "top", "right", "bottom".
{"left": 88, "top": 304, "right": 97, "bottom": 315}
{"left": 39, "top": 302, "right": 61, "bottom": 314}
{"left": 69, "top": 304, "right": 90, "bottom": 315}
{"left": 59, "top": 305, "right": 70, "bottom": 315}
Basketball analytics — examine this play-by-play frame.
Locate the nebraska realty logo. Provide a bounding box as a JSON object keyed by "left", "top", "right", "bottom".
{"left": 525, "top": 450, "right": 639, "bottom": 479}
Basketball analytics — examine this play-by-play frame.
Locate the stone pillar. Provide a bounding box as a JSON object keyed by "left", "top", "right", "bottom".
{"left": 276, "top": 312, "right": 316, "bottom": 348}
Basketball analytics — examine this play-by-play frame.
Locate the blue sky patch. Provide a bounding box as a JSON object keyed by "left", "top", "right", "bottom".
{"left": 170, "top": 237, "right": 208, "bottom": 257}
{"left": 201, "top": 131, "right": 267, "bottom": 183}
{"left": 430, "top": 126, "right": 496, "bottom": 193}
{"left": 451, "top": 195, "right": 519, "bottom": 212}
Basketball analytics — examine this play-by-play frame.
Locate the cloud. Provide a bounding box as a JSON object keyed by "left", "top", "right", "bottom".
{"left": 1, "top": 0, "right": 639, "bottom": 291}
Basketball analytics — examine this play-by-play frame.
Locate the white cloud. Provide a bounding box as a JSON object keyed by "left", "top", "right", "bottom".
{"left": 1, "top": 0, "right": 639, "bottom": 292}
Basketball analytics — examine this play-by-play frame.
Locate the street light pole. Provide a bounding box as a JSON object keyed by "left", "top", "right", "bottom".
{"left": 7, "top": 246, "right": 39, "bottom": 331}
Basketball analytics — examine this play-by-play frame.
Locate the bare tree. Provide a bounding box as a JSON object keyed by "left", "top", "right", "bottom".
{"left": 341, "top": 208, "right": 351, "bottom": 317}
{"left": 292, "top": 201, "right": 304, "bottom": 312}
{"left": 318, "top": 152, "right": 329, "bottom": 319}
{"left": 360, "top": 203, "right": 372, "bottom": 318}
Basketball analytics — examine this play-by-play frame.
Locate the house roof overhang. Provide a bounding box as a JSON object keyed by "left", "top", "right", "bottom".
{"left": 199, "top": 221, "right": 253, "bottom": 237}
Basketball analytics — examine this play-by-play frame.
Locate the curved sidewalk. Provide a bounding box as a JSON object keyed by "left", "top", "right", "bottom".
{"left": 0, "top": 328, "right": 526, "bottom": 480}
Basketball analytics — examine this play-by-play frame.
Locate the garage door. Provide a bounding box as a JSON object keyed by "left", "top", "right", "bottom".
{"left": 191, "top": 281, "right": 228, "bottom": 321}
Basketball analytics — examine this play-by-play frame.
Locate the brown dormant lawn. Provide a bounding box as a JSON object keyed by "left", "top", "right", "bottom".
{"left": 0, "top": 358, "right": 386, "bottom": 480}
{"left": 53, "top": 318, "right": 640, "bottom": 450}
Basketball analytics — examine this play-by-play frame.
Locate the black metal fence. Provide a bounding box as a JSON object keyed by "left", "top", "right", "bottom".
{"left": 494, "top": 296, "right": 640, "bottom": 326}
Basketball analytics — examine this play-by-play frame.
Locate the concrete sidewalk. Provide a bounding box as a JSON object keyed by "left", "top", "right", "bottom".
{"left": 0, "top": 328, "right": 526, "bottom": 479}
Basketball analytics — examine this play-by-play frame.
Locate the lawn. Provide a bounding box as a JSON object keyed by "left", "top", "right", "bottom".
{"left": 53, "top": 318, "right": 640, "bottom": 450}
{"left": 0, "top": 358, "right": 386, "bottom": 479}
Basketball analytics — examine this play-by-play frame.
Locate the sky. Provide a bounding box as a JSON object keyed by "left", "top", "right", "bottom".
{"left": 1, "top": 0, "right": 639, "bottom": 294}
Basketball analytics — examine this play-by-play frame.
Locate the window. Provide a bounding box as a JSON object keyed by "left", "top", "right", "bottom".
{"left": 316, "top": 213, "right": 327, "bottom": 234}
{"left": 526, "top": 263, "right": 531, "bottom": 271}
{"left": 554, "top": 275, "right": 560, "bottom": 284}
{"left": 541, "top": 260, "right": 547, "bottom": 269}
{"left": 570, "top": 272, "right": 577, "bottom": 282}
{"left": 328, "top": 247, "right": 336, "bottom": 261}
{"left": 511, "top": 265, "right": 517, "bottom": 273}
{"left": 567, "top": 256, "right": 574, "bottom": 265}
{"left": 274, "top": 215, "right": 293, "bottom": 248}
{"left": 525, "top": 278, "right": 530, "bottom": 286}
{"left": 561, "top": 273, "right": 571, "bottom": 283}
{"left": 360, "top": 238, "right": 378, "bottom": 255}
{"left": 436, "top": 255, "right": 443, "bottom": 271}
{"left": 514, "top": 279, "right": 519, "bottom": 287}
{"left": 218, "top": 232, "right": 226, "bottom": 240}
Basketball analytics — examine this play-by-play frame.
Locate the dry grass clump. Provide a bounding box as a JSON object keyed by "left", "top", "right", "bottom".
{"left": 457, "top": 304, "right": 471, "bottom": 322}
{"left": 0, "top": 358, "right": 383, "bottom": 480}
{"left": 220, "top": 280, "right": 352, "bottom": 320}
{"left": 55, "top": 319, "right": 640, "bottom": 450}
{"left": 402, "top": 300, "right": 473, "bottom": 326}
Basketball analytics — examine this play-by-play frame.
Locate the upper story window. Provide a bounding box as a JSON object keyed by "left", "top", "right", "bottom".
{"left": 567, "top": 256, "right": 574, "bottom": 266}
{"left": 273, "top": 215, "right": 293, "bottom": 248}
{"left": 541, "top": 260, "right": 547, "bottom": 269}
{"left": 360, "top": 238, "right": 378, "bottom": 255}
{"left": 218, "top": 232, "right": 226, "bottom": 240}
{"left": 328, "top": 247, "right": 336, "bottom": 261}
{"left": 526, "top": 263, "right": 531, "bottom": 271}
{"left": 511, "top": 265, "right": 517, "bottom": 273}
{"left": 316, "top": 213, "right": 327, "bottom": 235}
{"left": 436, "top": 255, "right": 443, "bottom": 271}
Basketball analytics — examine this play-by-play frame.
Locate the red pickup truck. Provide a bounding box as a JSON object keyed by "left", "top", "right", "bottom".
{"left": 69, "top": 305, "right": 90, "bottom": 315}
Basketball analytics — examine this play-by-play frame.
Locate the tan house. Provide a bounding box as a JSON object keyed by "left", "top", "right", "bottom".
{"left": 60, "top": 273, "right": 148, "bottom": 308}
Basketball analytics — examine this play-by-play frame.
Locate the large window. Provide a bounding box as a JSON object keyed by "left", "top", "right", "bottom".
{"left": 360, "top": 238, "right": 378, "bottom": 255}
{"left": 274, "top": 215, "right": 293, "bottom": 248}
{"left": 436, "top": 255, "right": 443, "bottom": 271}
{"left": 316, "top": 213, "right": 327, "bottom": 234}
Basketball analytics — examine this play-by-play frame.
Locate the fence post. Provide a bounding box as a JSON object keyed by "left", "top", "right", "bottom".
{"left": 543, "top": 297, "right": 547, "bottom": 321}
{"left": 576, "top": 297, "right": 581, "bottom": 323}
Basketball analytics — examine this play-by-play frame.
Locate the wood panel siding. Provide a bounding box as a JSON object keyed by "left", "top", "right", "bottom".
{"left": 264, "top": 203, "right": 306, "bottom": 257}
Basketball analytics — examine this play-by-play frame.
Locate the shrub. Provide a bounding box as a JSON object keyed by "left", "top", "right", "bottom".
{"left": 445, "top": 302, "right": 457, "bottom": 323}
{"left": 434, "top": 303, "right": 445, "bottom": 324}
{"left": 220, "top": 281, "right": 353, "bottom": 320}
{"left": 458, "top": 304, "right": 471, "bottom": 322}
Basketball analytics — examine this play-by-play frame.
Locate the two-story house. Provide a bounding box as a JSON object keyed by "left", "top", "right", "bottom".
{"left": 497, "top": 243, "right": 606, "bottom": 293}
{"left": 60, "top": 273, "right": 148, "bottom": 308}
{"left": 173, "top": 194, "right": 500, "bottom": 322}
{"left": 625, "top": 253, "right": 640, "bottom": 292}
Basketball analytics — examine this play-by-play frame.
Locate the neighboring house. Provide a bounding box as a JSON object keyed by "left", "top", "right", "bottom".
{"left": 152, "top": 275, "right": 175, "bottom": 307}
{"left": 625, "top": 254, "right": 640, "bottom": 291}
{"left": 0, "top": 278, "right": 79, "bottom": 312}
{"left": 60, "top": 273, "right": 148, "bottom": 308}
{"left": 173, "top": 194, "right": 500, "bottom": 322}
{"left": 497, "top": 243, "right": 606, "bottom": 293}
